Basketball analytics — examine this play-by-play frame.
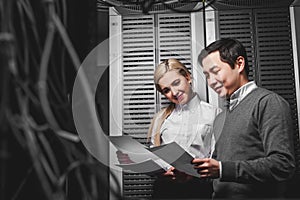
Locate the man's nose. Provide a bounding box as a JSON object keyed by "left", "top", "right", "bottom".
{"left": 208, "top": 75, "right": 217, "bottom": 87}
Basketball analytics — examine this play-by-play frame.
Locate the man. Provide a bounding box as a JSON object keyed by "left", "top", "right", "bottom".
{"left": 192, "top": 38, "right": 295, "bottom": 199}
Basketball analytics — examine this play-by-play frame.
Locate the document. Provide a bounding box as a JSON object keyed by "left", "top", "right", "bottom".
{"left": 109, "top": 135, "right": 199, "bottom": 177}
{"left": 109, "top": 135, "right": 160, "bottom": 163}
{"left": 150, "top": 142, "right": 199, "bottom": 177}
{"left": 115, "top": 159, "right": 165, "bottom": 175}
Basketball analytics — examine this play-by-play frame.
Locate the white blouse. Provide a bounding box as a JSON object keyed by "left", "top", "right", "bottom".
{"left": 151, "top": 94, "right": 221, "bottom": 158}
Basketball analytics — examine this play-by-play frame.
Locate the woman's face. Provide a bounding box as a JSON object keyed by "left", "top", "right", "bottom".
{"left": 158, "top": 70, "right": 193, "bottom": 105}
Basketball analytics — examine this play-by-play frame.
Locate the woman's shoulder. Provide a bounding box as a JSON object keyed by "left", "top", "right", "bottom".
{"left": 199, "top": 99, "right": 220, "bottom": 110}
{"left": 198, "top": 101, "right": 222, "bottom": 117}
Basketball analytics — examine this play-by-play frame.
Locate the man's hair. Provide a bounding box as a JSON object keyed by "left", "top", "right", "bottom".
{"left": 198, "top": 38, "right": 249, "bottom": 77}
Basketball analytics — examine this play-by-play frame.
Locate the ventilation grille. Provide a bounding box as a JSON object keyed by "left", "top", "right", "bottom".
{"left": 123, "top": 173, "right": 156, "bottom": 199}
{"left": 213, "top": 0, "right": 294, "bottom": 9}
{"left": 122, "top": 15, "right": 157, "bottom": 144}
{"left": 254, "top": 9, "right": 300, "bottom": 170}
{"left": 157, "top": 13, "right": 192, "bottom": 108}
{"left": 255, "top": 9, "right": 295, "bottom": 99}
{"left": 122, "top": 15, "right": 156, "bottom": 199}
{"left": 219, "top": 10, "right": 255, "bottom": 81}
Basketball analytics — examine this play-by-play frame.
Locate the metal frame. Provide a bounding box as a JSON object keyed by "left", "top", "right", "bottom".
{"left": 109, "top": 7, "right": 123, "bottom": 199}
{"left": 290, "top": 0, "right": 300, "bottom": 138}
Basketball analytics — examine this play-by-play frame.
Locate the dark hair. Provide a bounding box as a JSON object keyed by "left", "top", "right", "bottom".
{"left": 198, "top": 38, "right": 249, "bottom": 77}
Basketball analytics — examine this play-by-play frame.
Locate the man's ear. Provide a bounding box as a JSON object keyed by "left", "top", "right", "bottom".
{"left": 236, "top": 56, "right": 245, "bottom": 73}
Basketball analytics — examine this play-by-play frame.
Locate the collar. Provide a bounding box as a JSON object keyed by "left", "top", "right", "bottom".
{"left": 227, "top": 81, "right": 257, "bottom": 111}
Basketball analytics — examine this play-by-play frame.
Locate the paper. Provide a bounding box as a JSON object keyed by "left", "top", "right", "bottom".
{"left": 109, "top": 135, "right": 148, "bottom": 153}
{"left": 150, "top": 142, "right": 199, "bottom": 177}
{"left": 109, "top": 135, "right": 199, "bottom": 177}
{"left": 109, "top": 135, "right": 159, "bottom": 163}
{"left": 116, "top": 159, "right": 165, "bottom": 175}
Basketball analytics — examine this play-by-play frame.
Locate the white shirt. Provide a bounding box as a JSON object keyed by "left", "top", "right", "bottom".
{"left": 151, "top": 94, "right": 221, "bottom": 159}
{"left": 228, "top": 81, "right": 258, "bottom": 111}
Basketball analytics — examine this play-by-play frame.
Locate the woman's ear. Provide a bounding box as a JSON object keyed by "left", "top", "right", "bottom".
{"left": 236, "top": 56, "right": 245, "bottom": 73}
{"left": 186, "top": 74, "right": 192, "bottom": 84}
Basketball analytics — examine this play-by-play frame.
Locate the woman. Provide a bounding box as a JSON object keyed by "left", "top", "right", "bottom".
{"left": 148, "top": 58, "right": 221, "bottom": 199}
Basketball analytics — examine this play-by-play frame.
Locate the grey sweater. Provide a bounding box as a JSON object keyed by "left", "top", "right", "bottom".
{"left": 212, "top": 87, "right": 295, "bottom": 199}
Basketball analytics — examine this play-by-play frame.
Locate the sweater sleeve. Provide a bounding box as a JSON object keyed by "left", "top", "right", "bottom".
{"left": 221, "top": 93, "right": 295, "bottom": 183}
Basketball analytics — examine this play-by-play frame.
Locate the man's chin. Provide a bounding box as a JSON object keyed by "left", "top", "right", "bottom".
{"left": 217, "top": 92, "right": 226, "bottom": 98}
{"left": 214, "top": 88, "right": 223, "bottom": 96}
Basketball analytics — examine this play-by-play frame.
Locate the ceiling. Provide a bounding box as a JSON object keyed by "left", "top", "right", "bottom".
{"left": 97, "top": 0, "right": 296, "bottom": 14}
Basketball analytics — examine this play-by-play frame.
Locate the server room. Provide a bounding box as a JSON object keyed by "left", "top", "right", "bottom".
{"left": 1, "top": 0, "right": 300, "bottom": 199}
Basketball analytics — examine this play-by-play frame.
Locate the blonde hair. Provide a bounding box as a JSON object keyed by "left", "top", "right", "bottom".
{"left": 154, "top": 58, "right": 191, "bottom": 93}
{"left": 147, "top": 58, "right": 191, "bottom": 146}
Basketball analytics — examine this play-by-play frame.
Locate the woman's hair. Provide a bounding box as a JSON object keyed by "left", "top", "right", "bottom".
{"left": 147, "top": 58, "right": 191, "bottom": 146}
{"left": 198, "top": 38, "right": 249, "bottom": 77}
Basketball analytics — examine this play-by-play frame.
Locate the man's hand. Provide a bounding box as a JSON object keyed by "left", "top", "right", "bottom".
{"left": 192, "top": 158, "right": 220, "bottom": 179}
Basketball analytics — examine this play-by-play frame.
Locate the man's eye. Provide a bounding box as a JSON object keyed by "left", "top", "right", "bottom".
{"left": 162, "top": 88, "right": 170, "bottom": 94}
{"left": 212, "top": 68, "right": 220, "bottom": 74}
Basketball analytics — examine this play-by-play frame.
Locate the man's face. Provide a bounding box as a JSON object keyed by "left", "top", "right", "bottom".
{"left": 202, "top": 51, "right": 241, "bottom": 98}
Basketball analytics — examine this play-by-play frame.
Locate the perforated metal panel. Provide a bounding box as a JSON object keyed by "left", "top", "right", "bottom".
{"left": 157, "top": 13, "right": 192, "bottom": 109}
{"left": 122, "top": 15, "right": 156, "bottom": 143}
{"left": 254, "top": 9, "right": 295, "bottom": 103}
{"left": 121, "top": 13, "right": 192, "bottom": 199}
{"left": 254, "top": 9, "right": 300, "bottom": 173}
{"left": 218, "top": 10, "right": 255, "bottom": 81}
{"left": 122, "top": 15, "right": 157, "bottom": 199}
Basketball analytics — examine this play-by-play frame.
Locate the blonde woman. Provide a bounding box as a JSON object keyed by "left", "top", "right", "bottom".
{"left": 148, "top": 58, "right": 221, "bottom": 199}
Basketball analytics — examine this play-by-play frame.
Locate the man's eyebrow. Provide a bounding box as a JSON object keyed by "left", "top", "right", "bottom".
{"left": 209, "top": 65, "right": 218, "bottom": 72}
{"left": 203, "top": 65, "right": 217, "bottom": 74}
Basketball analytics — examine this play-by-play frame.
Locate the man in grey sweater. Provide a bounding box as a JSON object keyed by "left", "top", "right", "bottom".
{"left": 192, "top": 38, "right": 295, "bottom": 199}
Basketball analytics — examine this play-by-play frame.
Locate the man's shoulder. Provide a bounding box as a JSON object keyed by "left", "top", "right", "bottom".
{"left": 249, "top": 87, "right": 277, "bottom": 99}
{"left": 249, "top": 87, "right": 289, "bottom": 106}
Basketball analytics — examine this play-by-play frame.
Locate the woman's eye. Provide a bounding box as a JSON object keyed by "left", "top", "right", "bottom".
{"left": 162, "top": 88, "right": 170, "bottom": 94}
{"left": 172, "top": 80, "right": 180, "bottom": 86}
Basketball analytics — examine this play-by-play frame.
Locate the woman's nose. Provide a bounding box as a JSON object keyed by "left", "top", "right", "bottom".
{"left": 170, "top": 86, "right": 178, "bottom": 96}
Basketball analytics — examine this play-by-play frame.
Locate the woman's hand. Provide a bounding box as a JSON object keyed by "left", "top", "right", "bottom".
{"left": 163, "top": 166, "right": 175, "bottom": 177}
{"left": 192, "top": 158, "right": 220, "bottom": 178}
{"left": 163, "top": 167, "right": 193, "bottom": 182}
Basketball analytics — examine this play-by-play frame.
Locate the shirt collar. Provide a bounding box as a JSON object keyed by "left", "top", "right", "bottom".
{"left": 227, "top": 81, "right": 257, "bottom": 111}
